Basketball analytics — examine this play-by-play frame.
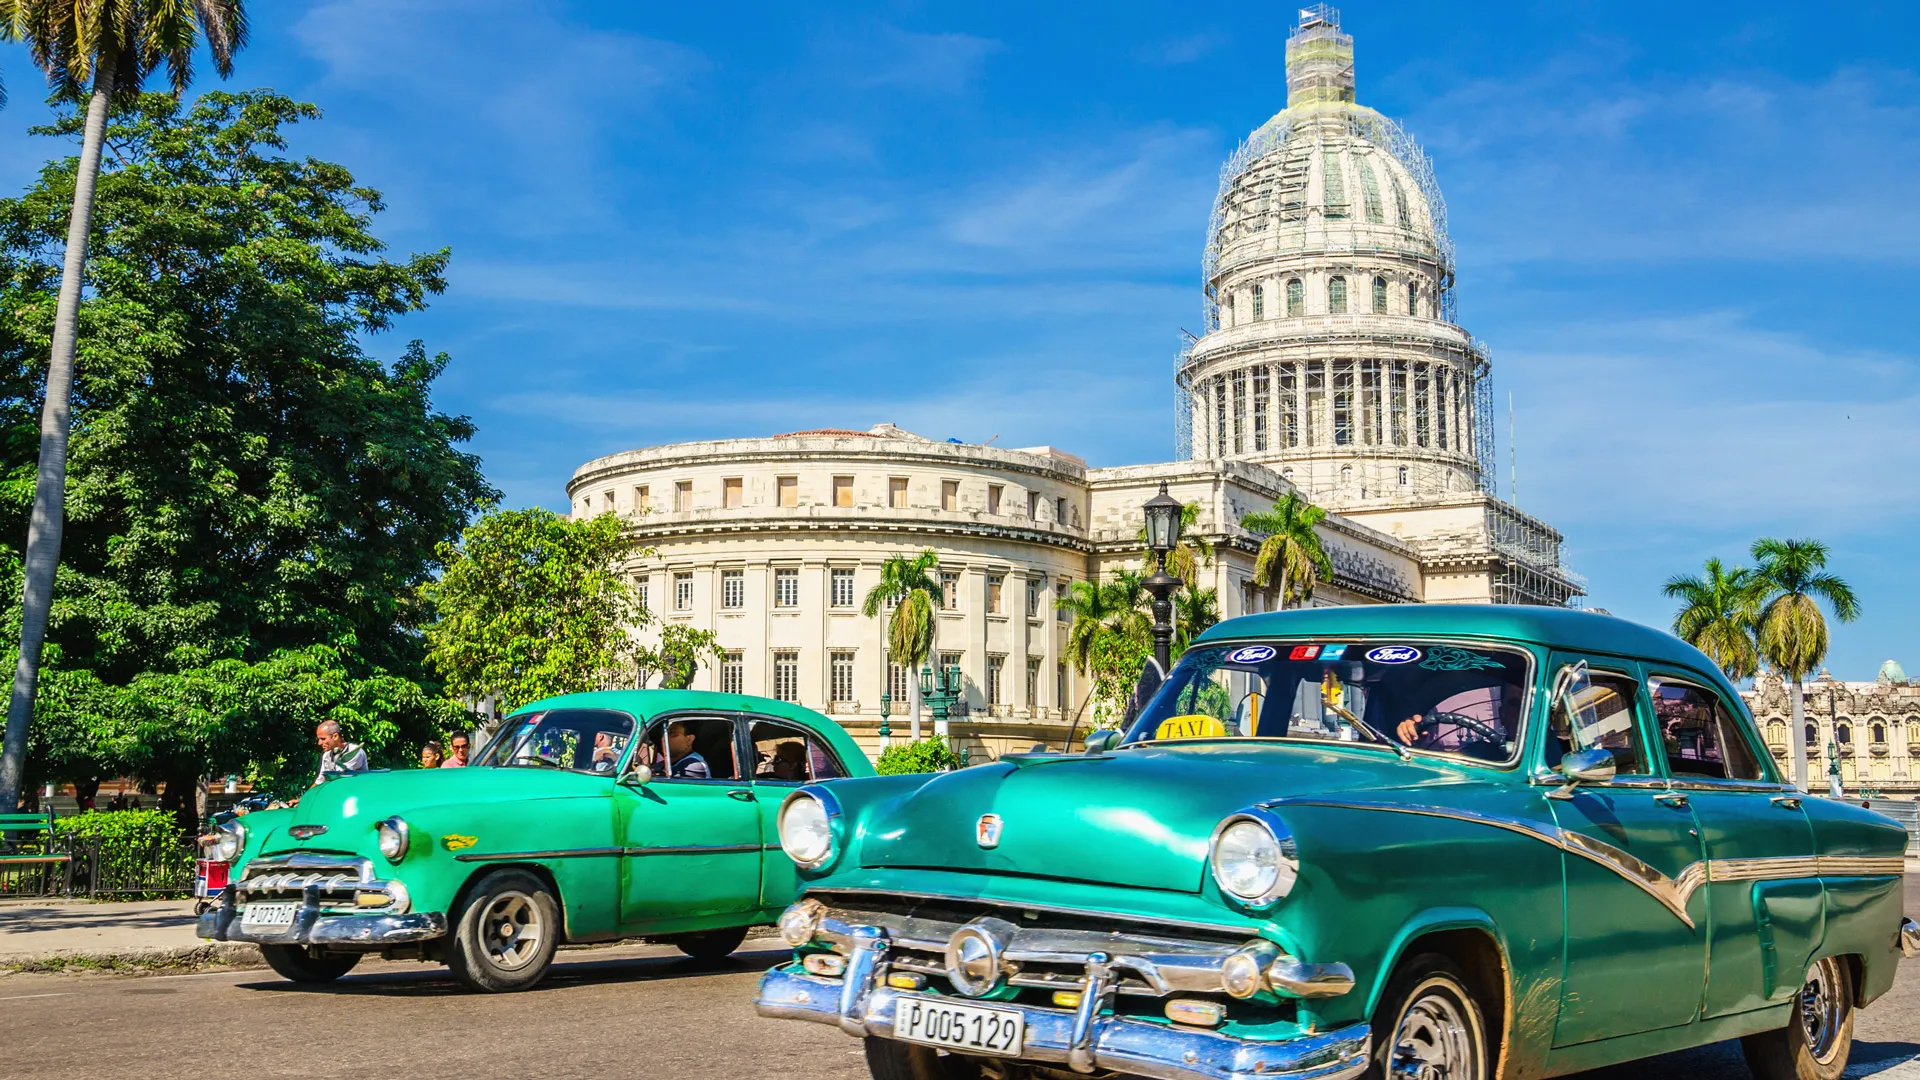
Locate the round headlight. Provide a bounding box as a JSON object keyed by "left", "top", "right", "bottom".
{"left": 1209, "top": 813, "right": 1297, "bottom": 906}
{"left": 778, "top": 791, "right": 835, "bottom": 869}
{"left": 778, "top": 900, "right": 825, "bottom": 947}
{"left": 211, "top": 822, "right": 244, "bottom": 862}
{"left": 376, "top": 817, "right": 409, "bottom": 863}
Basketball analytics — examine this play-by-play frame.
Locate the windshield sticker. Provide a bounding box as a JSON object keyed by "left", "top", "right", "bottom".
{"left": 1319, "top": 644, "right": 1348, "bottom": 661}
{"left": 1155, "top": 714, "right": 1229, "bottom": 741}
{"left": 1289, "top": 645, "right": 1322, "bottom": 660}
{"left": 1418, "top": 645, "right": 1507, "bottom": 672}
{"left": 1365, "top": 645, "right": 1422, "bottom": 665}
{"left": 1227, "top": 645, "right": 1277, "bottom": 664}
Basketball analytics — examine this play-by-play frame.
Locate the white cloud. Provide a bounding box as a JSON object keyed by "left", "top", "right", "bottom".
{"left": 851, "top": 29, "right": 1002, "bottom": 93}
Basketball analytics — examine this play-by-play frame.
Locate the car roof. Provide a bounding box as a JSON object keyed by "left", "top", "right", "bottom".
{"left": 1194, "top": 604, "right": 1720, "bottom": 673}
{"left": 509, "top": 688, "right": 827, "bottom": 724}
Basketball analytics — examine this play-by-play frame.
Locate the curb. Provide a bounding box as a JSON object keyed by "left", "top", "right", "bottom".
{"left": 0, "top": 942, "right": 264, "bottom": 976}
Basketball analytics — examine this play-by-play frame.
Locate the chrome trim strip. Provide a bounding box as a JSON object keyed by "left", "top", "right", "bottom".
{"left": 452, "top": 847, "right": 624, "bottom": 862}
{"left": 1818, "top": 856, "right": 1906, "bottom": 877}
{"left": 623, "top": 844, "right": 764, "bottom": 857}
{"left": 814, "top": 887, "right": 1257, "bottom": 937}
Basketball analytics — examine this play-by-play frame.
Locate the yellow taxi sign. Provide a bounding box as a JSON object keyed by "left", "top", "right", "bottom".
{"left": 1155, "top": 714, "right": 1228, "bottom": 741}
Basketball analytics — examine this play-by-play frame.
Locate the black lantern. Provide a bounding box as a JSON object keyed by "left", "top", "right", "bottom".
{"left": 1143, "top": 482, "right": 1183, "bottom": 556}
{"left": 1141, "top": 482, "right": 1184, "bottom": 677}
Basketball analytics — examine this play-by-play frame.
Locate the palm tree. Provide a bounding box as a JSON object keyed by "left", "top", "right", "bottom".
{"left": 1057, "top": 570, "right": 1151, "bottom": 676}
{"left": 1243, "top": 492, "right": 1333, "bottom": 609}
{"left": 1661, "top": 558, "right": 1761, "bottom": 680}
{"left": 1136, "top": 501, "right": 1213, "bottom": 588}
{"left": 861, "top": 550, "right": 942, "bottom": 740}
{"left": 1173, "top": 587, "right": 1219, "bottom": 657}
{"left": 1750, "top": 538, "right": 1860, "bottom": 791}
{"left": 0, "top": 1, "right": 248, "bottom": 814}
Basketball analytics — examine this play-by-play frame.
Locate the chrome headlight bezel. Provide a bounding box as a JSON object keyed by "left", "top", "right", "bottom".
{"left": 375, "top": 816, "right": 410, "bottom": 863}
{"left": 210, "top": 821, "right": 245, "bottom": 863}
{"left": 778, "top": 787, "right": 842, "bottom": 870}
{"left": 1208, "top": 809, "right": 1299, "bottom": 909}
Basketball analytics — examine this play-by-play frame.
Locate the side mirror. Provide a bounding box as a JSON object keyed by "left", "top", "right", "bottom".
{"left": 1084, "top": 729, "right": 1122, "bottom": 755}
{"left": 1549, "top": 747, "right": 1616, "bottom": 799}
{"left": 622, "top": 763, "right": 654, "bottom": 787}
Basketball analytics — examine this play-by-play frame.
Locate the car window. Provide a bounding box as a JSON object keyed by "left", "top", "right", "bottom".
{"left": 1547, "top": 668, "right": 1650, "bottom": 776}
{"left": 1649, "top": 677, "right": 1766, "bottom": 781}
{"left": 748, "top": 718, "right": 848, "bottom": 782}
{"left": 473, "top": 710, "right": 635, "bottom": 774}
{"left": 634, "top": 715, "right": 738, "bottom": 781}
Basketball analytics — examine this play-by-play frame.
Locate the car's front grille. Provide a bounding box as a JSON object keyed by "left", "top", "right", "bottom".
{"left": 233, "top": 854, "right": 405, "bottom": 912}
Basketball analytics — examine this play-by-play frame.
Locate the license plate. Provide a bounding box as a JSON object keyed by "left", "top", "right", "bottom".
{"left": 241, "top": 902, "right": 298, "bottom": 928}
{"left": 895, "top": 996, "right": 1024, "bottom": 1057}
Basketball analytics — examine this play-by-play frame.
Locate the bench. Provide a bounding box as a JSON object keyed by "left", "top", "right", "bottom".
{"left": 0, "top": 809, "right": 68, "bottom": 865}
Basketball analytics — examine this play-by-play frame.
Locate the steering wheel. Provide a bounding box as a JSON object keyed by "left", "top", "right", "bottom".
{"left": 1420, "top": 711, "right": 1506, "bottom": 742}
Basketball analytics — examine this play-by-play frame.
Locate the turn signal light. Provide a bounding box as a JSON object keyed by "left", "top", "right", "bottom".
{"left": 802, "top": 953, "right": 848, "bottom": 977}
{"left": 1051, "top": 991, "right": 1083, "bottom": 1008}
{"left": 1165, "top": 999, "right": 1226, "bottom": 1027}
{"left": 354, "top": 891, "right": 390, "bottom": 908}
{"left": 887, "top": 973, "right": 928, "bottom": 991}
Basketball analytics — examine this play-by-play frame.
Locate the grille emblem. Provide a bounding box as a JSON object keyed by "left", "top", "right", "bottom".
{"left": 976, "top": 814, "right": 1002, "bottom": 849}
{"left": 289, "top": 825, "right": 327, "bottom": 839}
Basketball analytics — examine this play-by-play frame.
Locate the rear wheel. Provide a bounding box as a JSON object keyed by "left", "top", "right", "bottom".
{"left": 259, "top": 944, "right": 360, "bottom": 983}
{"left": 672, "top": 925, "right": 749, "bottom": 962}
{"left": 863, "top": 1037, "right": 983, "bottom": 1080}
{"left": 1742, "top": 956, "right": 1855, "bottom": 1080}
{"left": 444, "top": 868, "right": 561, "bottom": 993}
{"left": 1365, "top": 953, "right": 1490, "bottom": 1080}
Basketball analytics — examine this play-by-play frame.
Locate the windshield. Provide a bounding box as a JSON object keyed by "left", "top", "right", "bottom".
{"left": 1126, "top": 640, "right": 1531, "bottom": 765}
{"left": 472, "top": 709, "right": 636, "bottom": 774}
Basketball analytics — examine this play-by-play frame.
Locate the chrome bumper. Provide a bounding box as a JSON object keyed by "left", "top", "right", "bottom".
{"left": 198, "top": 900, "right": 446, "bottom": 948}
{"left": 1902, "top": 917, "right": 1919, "bottom": 959}
{"left": 755, "top": 942, "right": 1370, "bottom": 1080}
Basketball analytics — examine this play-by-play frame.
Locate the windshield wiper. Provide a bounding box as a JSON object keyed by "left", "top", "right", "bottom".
{"left": 1325, "top": 702, "right": 1410, "bottom": 760}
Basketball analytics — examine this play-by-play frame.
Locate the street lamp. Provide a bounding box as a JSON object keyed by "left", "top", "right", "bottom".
{"left": 1141, "top": 481, "right": 1184, "bottom": 677}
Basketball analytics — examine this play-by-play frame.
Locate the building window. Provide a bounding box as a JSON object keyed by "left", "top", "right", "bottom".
{"left": 635, "top": 574, "right": 651, "bottom": 612}
{"left": 1055, "top": 582, "right": 1068, "bottom": 621}
{"left": 987, "top": 484, "right": 1003, "bottom": 515}
{"left": 772, "top": 652, "right": 799, "bottom": 703}
{"left": 635, "top": 485, "right": 651, "bottom": 511}
{"left": 1328, "top": 276, "right": 1347, "bottom": 314}
{"left": 941, "top": 480, "right": 959, "bottom": 511}
{"left": 674, "top": 481, "right": 692, "bottom": 511}
{"left": 723, "top": 477, "right": 743, "bottom": 508}
{"left": 603, "top": 489, "right": 615, "bottom": 512}
{"left": 939, "top": 651, "right": 963, "bottom": 677}
{"left": 940, "top": 571, "right": 959, "bottom": 611}
{"left": 1407, "top": 283, "right": 1420, "bottom": 317}
{"left": 673, "top": 572, "right": 693, "bottom": 611}
{"left": 720, "top": 652, "right": 743, "bottom": 694}
{"left": 888, "top": 661, "right": 911, "bottom": 704}
{"left": 888, "top": 477, "right": 908, "bottom": 508}
{"left": 1805, "top": 722, "right": 1817, "bottom": 747}
{"left": 774, "top": 567, "right": 800, "bottom": 608}
{"left": 986, "top": 574, "right": 1004, "bottom": 614}
{"left": 1251, "top": 283, "right": 1265, "bottom": 320}
{"left": 830, "top": 651, "right": 856, "bottom": 703}
{"left": 1286, "top": 278, "right": 1303, "bottom": 316}
{"left": 1372, "top": 276, "right": 1388, "bottom": 314}
{"left": 1026, "top": 657, "right": 1040, "bottom": 708}
{"left": 1321, "top": 151, "right": 1347, "bottom": 217}
{"left": 833, "top": 475, "right": 853, "bottom": 508}
{"left": 1226, "top": 290, "right": 1236, "bottom": 324}
{"left": 1398, "top": 465, "right": 1409, "bottom": 485}
{"left": 1359, "top": 159, "right": 1384, "bottom": 223}
{"left": 830, "top": 568, "right": 855, "bottom": 608}
{"left": 721, "top": 569, "right": 744, "bottom": 609}
{"left": 1390, "top": 175, "right": 1412, "bottom": 228}
{"left": 987, "top": 655, "right": 1005, "bottom": 705}
{"left": 1056, "top": 497, "right": 1069, "bottom": 525}
{"left": 1871, "top": 720, "right": 1887, "bottom": 744}
{"left": 1027, "top": 490, "right": 1040, "bottom": 518}
{"left": 1057, "top": 662, "right": 1068, "bottom": 709}
{"left": 1836, "top": 722, "right": 1852, "bottom": 745}
{"left": 1026, "top": 578, "right": 1041, "bottom": 618}
{"left": 777, "top": 476, "right": 798, "bottom": 508}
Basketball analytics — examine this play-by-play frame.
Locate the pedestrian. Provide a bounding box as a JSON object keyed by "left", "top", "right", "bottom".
{"left": 420, "top": 740, "right": 445, "bottom": 769}
{"left": 313, "top": 721, "right": 369, "bottom": 786}
{"left": 442, "top": 734, "right": 471, "bottom": 768}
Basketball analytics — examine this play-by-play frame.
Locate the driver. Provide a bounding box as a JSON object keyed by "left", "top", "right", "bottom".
{"left": 666, "top": 721, "right": 711, "bottom": 779}
{"left": 1396, "top": 713, "right": 1434, "bottom": 747}
{"left": 590, "top": 731, "right": 623, "bottom": 773}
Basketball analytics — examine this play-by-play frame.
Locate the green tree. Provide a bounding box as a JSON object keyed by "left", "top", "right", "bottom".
{"left": 1173, "top": 586, "right": 1220, "bottom": 656}
{"left": 875, "top": 734, "right": 963, "bottom": 776}
{"left": 643, "top": 625, "right": 724, "bottom": 691}
{"left": 1057, "top": 569, "right": 1155, "bottom": 725}
{"left": 1136, "top": 500, "right": 1212, "bottom": 588}
{"left": 422, "top": 509, "right": 644, "bottom": 714}
{"left": 1244, "top": 492, "right": 1333, "bottom": 609}
{"left": 0, "top": 90, "right": 487, "bottom": 821}
{"left": 1661, "top": 557, "right": 1760, "bottom": 680}
{"left": 1749, "top": 538, "right": 1860, "bottom": 790}
{"left": 0, "top": 0, "right": 248, "bottom": 815}
{"left": 861, "top": 550, "right": 941, "bottom": 739}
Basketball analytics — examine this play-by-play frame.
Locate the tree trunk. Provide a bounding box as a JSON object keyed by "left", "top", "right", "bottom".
{"left": 1788, "top": 675, "right": 1809, "bottom": 792}
{"left": 0, "top": 63, "right": 116, "bottom": 817}
{"left": 1278, "top": 564, "right": 1291, "bottom": 613}
{"left": 910, "top": 669, "right": 923, "bottom": 741}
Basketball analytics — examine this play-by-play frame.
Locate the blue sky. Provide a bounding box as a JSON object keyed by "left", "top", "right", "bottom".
{"left": 3, "top": 1, "right": 1916, "bottom": 678}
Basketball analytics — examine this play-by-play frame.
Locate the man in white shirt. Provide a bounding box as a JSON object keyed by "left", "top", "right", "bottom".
{"left": 313, "top": 721, "right": 369, "bottom": 786}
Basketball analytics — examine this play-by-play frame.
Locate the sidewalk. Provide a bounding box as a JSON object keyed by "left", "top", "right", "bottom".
{"left": 0, "top": 898, "right": 260, "bottom": 973}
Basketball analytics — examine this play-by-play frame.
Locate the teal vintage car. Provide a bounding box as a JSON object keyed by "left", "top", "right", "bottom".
{"left": 199, "top": 689, "right": 872, "bottom": 991}
{"left": 757, "top": 606, "right": 1917, "bottom": 1080}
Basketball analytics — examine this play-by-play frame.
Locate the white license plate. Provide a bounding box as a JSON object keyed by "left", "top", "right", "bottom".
{"left": 241, "top": 902, "right": 298, "bottom": 928}
{"left": 895, "top": 996, "right": 1024, "bottom": 1057}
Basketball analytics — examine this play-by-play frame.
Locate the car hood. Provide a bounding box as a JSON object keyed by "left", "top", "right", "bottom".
{"left": 858, "top": 742, "right": 1476, "bottom": 894}
{"left": 282, "top": 767, "right": 602, "bottom": 842}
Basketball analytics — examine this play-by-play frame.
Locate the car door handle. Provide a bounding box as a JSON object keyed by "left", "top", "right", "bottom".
{"left": 1771, "top": 794, "right": 1803, "bottom": 810}
{"left": 1654, "top": 792, "right": 1690, "bottom": 808}
{"left": 727, "top": 789, "right": 756, "bottom": 802}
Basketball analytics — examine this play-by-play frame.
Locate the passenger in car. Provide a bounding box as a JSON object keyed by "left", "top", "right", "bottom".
{"left": 769, "top": 741, "right": 809, "bottom": 781}
{"left": 667, "top": 721, "right": 710, "bottom": 779}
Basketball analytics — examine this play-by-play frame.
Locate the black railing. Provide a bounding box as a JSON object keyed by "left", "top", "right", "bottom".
{"left": 0, "top": 832, "right": 194, "bottom": 899}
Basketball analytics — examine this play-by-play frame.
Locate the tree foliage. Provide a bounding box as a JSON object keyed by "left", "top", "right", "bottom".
{"left": 875, "top": 734, "right": 963, "bottom": 776}
{"left": 645, "top": 624, "right": 724, "bottom": 691}
{"left": 1750, "top": 538, "right": 1860, "bottom": 682}
{"left": 1661, "top": 557, "right": 1760, "bottom": 680}
{"left": 1245, "top": 492, "right": 1332, "bottom": 608}
{"left": 861, "top": 550, "right": 940, "bottom": 670}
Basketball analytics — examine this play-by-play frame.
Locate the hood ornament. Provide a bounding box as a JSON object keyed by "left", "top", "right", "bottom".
{"left": 976, "top": 814, "right": 1002, "bottom": 849}
{"left": 288, "top": 825, "right": 327, "bottom": 839}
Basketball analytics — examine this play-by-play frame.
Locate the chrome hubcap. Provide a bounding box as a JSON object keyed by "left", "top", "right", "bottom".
{"left": 1390, "top": 980, "right": 1480, "bottom": 1080}
{"left": 478, "top": 891, "right": 543, "bottom": 971}
{"left": 1797, "top": 957, "right": 1846, "bottom": 1064}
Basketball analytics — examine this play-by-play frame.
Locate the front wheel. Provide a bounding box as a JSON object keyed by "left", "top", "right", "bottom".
{"left": 863, "top": 1037, "right": 982, "bottom": 1080}
{"left": 444, "top": 868, "right": 561, "bottom": 992}
{"left": 1742, "top": 956, "right": 1855, "bottom": 1080}
{"left": 1364, "top": 953, "right": 1491, "bottom": 1080}
{"left": 672, "top": 925, "right": 749, "bottom": 963}
{"left": 259, "top": 944, "right": 360, "bottom": 983}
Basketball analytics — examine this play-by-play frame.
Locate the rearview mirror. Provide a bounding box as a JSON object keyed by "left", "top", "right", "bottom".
{"left": 622, "top": 763, "right": 654, "bottom": 787}
{"left": 1084, "top": 729, "right": 1122, "bottom": 755}
{"left": 1549, "top": 747, "right": 1616, "bottom": 799}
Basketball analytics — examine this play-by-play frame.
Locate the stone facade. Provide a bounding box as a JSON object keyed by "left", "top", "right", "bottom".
{"left": 1743, "top": 662, "right": 1920, "bottom": 796}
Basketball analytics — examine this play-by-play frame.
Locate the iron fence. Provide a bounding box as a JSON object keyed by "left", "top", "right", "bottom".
{"left": 0, "top": 831, "right": 195, "bottom": 899}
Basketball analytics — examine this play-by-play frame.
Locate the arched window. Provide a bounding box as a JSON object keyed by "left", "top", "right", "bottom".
{"left": 1286, "top": 279, "right": 1304, "bottom": 316}
{"left": 1372, "top": 276, "right": 1388, "bottom": 314}
{"left": 1870, "top": 720, "right": 1886, "bottom": 744}
{"left": 1359, "top": 160, "right": 1384, "bottom": 223}
{"left": 1281, "top": 467, "right": 1295, "bottom": 481}
{"left": 1767, "top": 721, "right": 1786, "bottom": 745}
{"left": 1322, "top": 151, "right": 1347, "bottom": 218}
{"left": 1389, "top": 175, "right": 1412, "bottom": 229}
{"left": 1227, "top": 291, "right": 1237, "bottom": 324}
{"left": 1836, "top": 722, "right": 1851, "bottom": 744}
{"left": 1339, "top": 465, "right": 1353, "bottom": 486}
{"left": 1805, "top": 723, "right": 1818, "bottom": 746}
{"left": 1408, "top": 283, "right": 1420, "bottom": 317}
{"left": 1328, "top": 276, "right": 1347, "bottom": 314}
{"left": 1251, "top": 283, "right": 1264, "bottom": 320}
{"left": 1398, "top": 465, "right": 1409, "bottom": 485}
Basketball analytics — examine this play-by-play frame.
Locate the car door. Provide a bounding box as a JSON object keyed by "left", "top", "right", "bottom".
{"left": 611, "top": 712, "right": 763, "bottom": 928}
{"left": 1543, "top": 655, "right": 1708, "bottom": 1047}
{"left": 1648, "top": 672, "right": 1821, "bottom": 1018}
{"left": 745, "top": 714, "right": 853, "bottom": 909}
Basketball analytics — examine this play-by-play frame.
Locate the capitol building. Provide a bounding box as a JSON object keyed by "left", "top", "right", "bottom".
{"left": 567, "top": 8, "right": 1583, "bottom": 759}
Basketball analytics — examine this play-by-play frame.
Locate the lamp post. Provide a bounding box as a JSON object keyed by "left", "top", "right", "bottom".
{"left": 1141, "top": 481, "right": 1185, "bottom": 677}
{"left": 1827, "top": 738, "right": 1843, "bottom": 799}
{"left": 921, "top": 662, "right": 962, "bottom": 740}
{"left": 878, "top": 692, "right": 892, "bottom": 750}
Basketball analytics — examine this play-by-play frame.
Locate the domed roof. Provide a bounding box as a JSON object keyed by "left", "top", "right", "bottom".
{"left": 1879, "top": 659, "right": 1908, "bottom": 685}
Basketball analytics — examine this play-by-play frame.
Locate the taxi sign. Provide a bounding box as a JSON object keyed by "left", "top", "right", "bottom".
{"left": 1154, "top": 714, "right": 1228, "bottom": 740}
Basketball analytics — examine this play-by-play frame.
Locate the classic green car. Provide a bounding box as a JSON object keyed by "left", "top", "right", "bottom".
{"left": 757, "top": 606, "right": 1917, "bottom": 1080}
{"left": 199, "top": 689, "right": 872, "bottom": 991}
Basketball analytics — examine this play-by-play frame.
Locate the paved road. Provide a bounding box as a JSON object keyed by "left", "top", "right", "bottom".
{"left": 2, "top": 882, "right": 1915, "bottom": 1080}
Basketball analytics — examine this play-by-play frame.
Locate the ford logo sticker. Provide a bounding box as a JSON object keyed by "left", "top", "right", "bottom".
{"left": 1366, "top": 645, "right": 1423, "bottom": 665}
{"left": 1228, "top": 645, "right": 1277, "bottom": 664}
